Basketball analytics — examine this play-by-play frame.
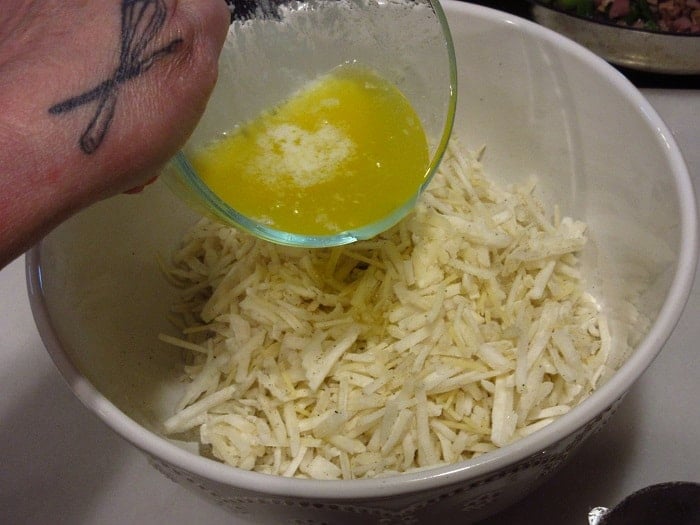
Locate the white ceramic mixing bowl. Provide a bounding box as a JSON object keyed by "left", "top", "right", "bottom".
{"left": 27, "top": 2, "right": 697, "bottom": 523}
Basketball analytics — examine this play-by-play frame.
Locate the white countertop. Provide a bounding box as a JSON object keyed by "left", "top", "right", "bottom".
{"left": 1, "top": 89, "right": 698, "bottom": 524}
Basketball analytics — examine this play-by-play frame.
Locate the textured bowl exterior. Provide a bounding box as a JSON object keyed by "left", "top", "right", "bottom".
{"left": 147, "top": 399, "right": 621, "bottom": 524}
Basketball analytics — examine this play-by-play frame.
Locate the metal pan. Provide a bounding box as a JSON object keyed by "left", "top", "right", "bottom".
{"left": 530, "top": 2, "right": 700, "bottom": 74}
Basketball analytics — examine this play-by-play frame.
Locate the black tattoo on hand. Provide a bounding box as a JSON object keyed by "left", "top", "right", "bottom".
{"left": 49, "top": 0, "right": 182, "bottom": 154}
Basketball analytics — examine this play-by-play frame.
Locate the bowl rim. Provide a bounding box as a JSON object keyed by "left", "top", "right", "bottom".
{"left": 529, "top": 0, "right": 700, "bottom": 38}
{"left": 26, "top": 0, "right": 698, "bottom": 501}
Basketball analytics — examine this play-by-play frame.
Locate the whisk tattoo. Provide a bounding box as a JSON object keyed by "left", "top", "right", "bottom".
{"left": 49, "top": 0, "right": 182, "bottom": 154}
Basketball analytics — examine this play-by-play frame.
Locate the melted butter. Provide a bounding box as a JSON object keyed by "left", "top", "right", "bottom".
{"left": 190, "top": 64, "right": 429, "bottom": 235}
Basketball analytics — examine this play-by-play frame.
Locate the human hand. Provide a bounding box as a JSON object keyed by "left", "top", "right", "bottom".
{"left": 0, "top": 0, "right": 229, "bottom": 268}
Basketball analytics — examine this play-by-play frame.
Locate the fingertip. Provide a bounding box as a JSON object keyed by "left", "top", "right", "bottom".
{"left": 124, "top": 176, "right": 158, "bottom": 195}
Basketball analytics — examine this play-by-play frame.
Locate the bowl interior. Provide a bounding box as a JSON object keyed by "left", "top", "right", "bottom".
{"left": 29, "top": 0, "right": 695, "bottom": 500}
{"left": 164, "top": 0, "right": 457, "bottom": 247}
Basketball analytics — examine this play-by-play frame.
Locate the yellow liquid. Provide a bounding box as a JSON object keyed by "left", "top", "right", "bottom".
{"left": 190, "top": 64, "right": 430, "bottom": 236}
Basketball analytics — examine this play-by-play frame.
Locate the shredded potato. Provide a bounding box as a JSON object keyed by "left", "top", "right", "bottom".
{"left": 160, "top": 142, "right": 613, "bottom": 479}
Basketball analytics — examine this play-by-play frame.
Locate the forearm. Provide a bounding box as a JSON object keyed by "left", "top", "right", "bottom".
{"left": 0, "top": 180, "right": 67, "bottom": 270}
{"left": 0, "top": 140, "right": 84, "bottom": 269}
